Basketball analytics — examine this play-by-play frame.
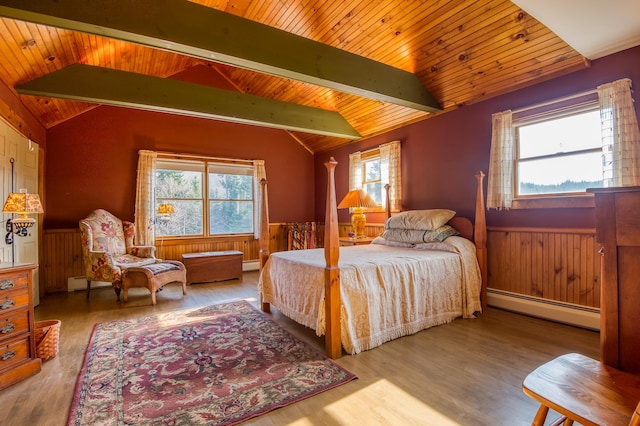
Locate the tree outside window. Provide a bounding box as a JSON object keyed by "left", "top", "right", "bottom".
{"left": 208, "top": 172, "right": 253, "bottom": 234}
{"left": 515, "top": 106, "right": 603, "bottom": 196}
{"left": 362, "top": 157, "right": 382, "bottom": 205}
{"left": 155, "top": 159, "right": 254, "bottom": 237}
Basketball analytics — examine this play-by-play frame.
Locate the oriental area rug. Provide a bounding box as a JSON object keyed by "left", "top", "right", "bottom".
{"left": 67, "top": 301, "right": 356, "bottom": 425}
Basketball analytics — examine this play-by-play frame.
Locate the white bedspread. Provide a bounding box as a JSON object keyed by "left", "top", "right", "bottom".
{"left": 258, "top": 236, "right": 482, "bottom": 354}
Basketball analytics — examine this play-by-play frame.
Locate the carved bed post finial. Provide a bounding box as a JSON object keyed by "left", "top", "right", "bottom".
{"left": 474, "top": 171, "right": 488, "bottom": 311}
{"left": 384, "top": 183, "right": 391, "bottom": 219}
{"left": 324, "top": 157, "right": 342, "bottom": 359}
{"left": 259, "top": 178, "right": 271, "bottom": 313}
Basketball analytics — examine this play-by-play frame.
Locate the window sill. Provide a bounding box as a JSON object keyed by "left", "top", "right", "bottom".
{"left": 511, "top": 194, "right": 595, "bottom": 209}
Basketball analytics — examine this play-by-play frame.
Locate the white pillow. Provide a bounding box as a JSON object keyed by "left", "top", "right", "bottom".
{"left": 380, "top": 225, "right": 459, "bottom": 244}
{"left": 413, "top": 241, "right": 458, "bottom": 253}
{"left": 371, "top": 236, "right": 415, "bottom": 248}
{"left": 385, "top": 209, "right": 456, "bottom": 230}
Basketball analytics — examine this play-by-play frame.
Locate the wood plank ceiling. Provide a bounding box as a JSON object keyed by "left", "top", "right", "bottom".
{"left": 0, "top": 0, "right": 588, "bottom": 153}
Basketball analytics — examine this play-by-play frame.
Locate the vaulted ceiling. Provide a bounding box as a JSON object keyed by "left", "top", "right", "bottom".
{"left": 0, "top": 0, "right": 598, "bottom": 152}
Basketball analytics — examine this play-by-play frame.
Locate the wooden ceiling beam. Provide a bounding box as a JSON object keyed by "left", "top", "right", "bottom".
{"left": 15, "top": 64, "right": 362, "bottom": 139}
{"left": 0, "top": 0, "right": 441, "bottom": 113}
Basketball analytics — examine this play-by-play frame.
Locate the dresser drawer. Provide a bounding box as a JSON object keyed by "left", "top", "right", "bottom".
{"left": 0, "top": 336, "right": 30, "bottom": 372}
{"left": 0, "top": 309, "right": 29, "bottom": 342}
{"left": 0, "top": 264, "right": 38, "bottom": 390}
{"left": 0, "top": 288, "right": 29, "bottom": 313}
{"left": 0, "top": 271, "right": 28, "bottom": 294}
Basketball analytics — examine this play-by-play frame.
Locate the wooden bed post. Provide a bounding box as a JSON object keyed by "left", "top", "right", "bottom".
{"left": 384, "top": 183, "right": 391, "bottom": 219}
{"left": 324, "top": 157, "right": 342, "bottom": 359}
{"left": 259, "top": 178, "right": 271, "bottom": 313}
{"left": 474, "top": 171, "right": 488, "bottom": 311}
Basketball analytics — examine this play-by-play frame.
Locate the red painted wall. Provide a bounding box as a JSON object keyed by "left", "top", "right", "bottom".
{"left": 45, "top": 65, "right": 315, "bottom": 228}
{"left": 38, "top": 46, "right": 640, "bottom": 229}
{"left": 316, "top": 46, "right": 640, "bottom": 228}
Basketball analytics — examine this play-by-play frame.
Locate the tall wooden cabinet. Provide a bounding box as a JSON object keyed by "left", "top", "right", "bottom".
{"left": 589, "top": 187, "right": 640, "bottom": 373}
{"left": 0, "top": 263, "right": 41, "bottom": 390}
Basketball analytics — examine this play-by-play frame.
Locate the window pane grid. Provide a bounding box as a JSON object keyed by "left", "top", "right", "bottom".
{"left": 514, "top": 106, "right": 603, "bottom": 197}
{"left": 155, "top": 158, "right": 254, "bottom": 237}
{"left": 518, "top": 147, "right": 602, "bottom": 163}
{"left": 361, "top": 157, "right": 383, "bottom": 206}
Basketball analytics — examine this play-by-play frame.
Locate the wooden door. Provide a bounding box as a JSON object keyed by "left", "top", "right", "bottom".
{"left": 0, "top": 119, "right": 41, "bottom": 305}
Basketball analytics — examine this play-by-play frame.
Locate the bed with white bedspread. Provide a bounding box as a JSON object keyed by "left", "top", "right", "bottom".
{"left": 259, "top": 235, "right": 482, "bottom": 354}
{"left": 257, "top": 159, "right": 487, "bottom": 358}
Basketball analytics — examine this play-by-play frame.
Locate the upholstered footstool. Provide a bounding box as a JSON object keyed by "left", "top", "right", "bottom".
{"left": 122, "top": 260, "right": 187, "bottom": 305}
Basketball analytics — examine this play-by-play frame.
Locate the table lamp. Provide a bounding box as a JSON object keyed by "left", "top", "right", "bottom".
{"left": 337, "top": 188, "right": 378, "bottom": 238}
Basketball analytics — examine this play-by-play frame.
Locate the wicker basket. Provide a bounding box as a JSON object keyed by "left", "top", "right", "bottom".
{"left": 34, "top": 320, "right": 61, "bottom": 361}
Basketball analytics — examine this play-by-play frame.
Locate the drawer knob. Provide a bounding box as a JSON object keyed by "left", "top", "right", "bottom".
{"left": 0, "top": 280, "right": 14, "bottom": 290}
{"left": 1, "top": 350, "right": 16, "bottom": 361}
{"left": 0, "top": 299, "right": 15, "bottom": 310}
{"left": 0, "top": 323, "right": 15, "bottom": 334}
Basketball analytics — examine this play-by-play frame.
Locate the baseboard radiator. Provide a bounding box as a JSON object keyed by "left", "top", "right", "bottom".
{"left": 487, "top": 288, "right": 600, "bottom": 331}
{"left": 67, "top": 276, "right": 110, "bottom": 292}
{"left": 243, "top": 260, "right": 259, "bottom": 272}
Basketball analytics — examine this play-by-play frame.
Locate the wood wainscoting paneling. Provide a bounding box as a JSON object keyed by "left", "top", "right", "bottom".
{"left": 41, "top": 229, "right": 85, "bottom": 293}
{"left": 44, "top": 224, "right": 601, "bottom": 316}
{"left": 488, "top": 227, "right": 600, "bottom": 308}
{"left": 41, "top": 224, "right": 291, "bottom": 295}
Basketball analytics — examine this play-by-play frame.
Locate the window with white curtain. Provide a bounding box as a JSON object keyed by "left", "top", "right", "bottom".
{"left": 487, "top": 78, "right": 640, "bottom": 209}
{"left": 348, "top": 140, "right": 402, "bottom": 212}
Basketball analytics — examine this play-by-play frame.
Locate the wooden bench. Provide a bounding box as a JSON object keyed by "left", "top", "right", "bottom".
{"left": 181, "top": 250, "right": 243, "bottom": 285}
{"left": 523, "top": 353, "right": 640, "bottom": 426}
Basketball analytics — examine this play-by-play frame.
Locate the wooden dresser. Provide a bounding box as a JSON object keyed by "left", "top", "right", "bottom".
{"left": 0, "top": 263, "right": 41, "bottom": 390}
{"left": 589, "top": 187, "right": 640, "bottom": 373}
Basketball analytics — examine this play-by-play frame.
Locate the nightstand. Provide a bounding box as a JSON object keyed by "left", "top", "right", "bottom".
{"left": 339, "top": 236, "right": 375, "bottom": 246}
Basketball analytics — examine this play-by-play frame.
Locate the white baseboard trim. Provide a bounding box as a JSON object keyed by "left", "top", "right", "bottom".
{"left": 67, "top": 276, "right": 111, "bottom": 292}
{"left": 487, "top": 288, "right": 600, "bottom": 331}
{"left": 243, "top": 260, "right": 259, "bottom": 272}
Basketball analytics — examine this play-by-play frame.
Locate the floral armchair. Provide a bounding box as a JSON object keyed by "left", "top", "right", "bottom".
{"left": 79, "top": 209, "right": 156, "bottom": 300}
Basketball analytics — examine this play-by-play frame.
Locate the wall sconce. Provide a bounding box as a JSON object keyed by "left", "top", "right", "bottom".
{"left": 3, "top": 190, "right": 44, "bottom": 243}
{"left": 337, "top": 188, "right": 378, "bottom": 238}
{"left": 156, "top": 203, "right": 174, "bottom": 222}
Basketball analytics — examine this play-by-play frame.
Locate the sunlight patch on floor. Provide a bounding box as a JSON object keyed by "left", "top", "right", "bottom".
{"left": 152, "top": 297, "right": 258, "bottom": 329}
{"left": 320, "top": 379, "right": 462, "bottom": 425}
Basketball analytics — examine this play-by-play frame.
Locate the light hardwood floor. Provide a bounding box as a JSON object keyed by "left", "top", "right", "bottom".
{"left": 0, "top": 271, "right": 599, "bottom": 426}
